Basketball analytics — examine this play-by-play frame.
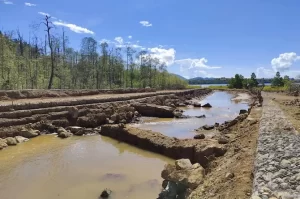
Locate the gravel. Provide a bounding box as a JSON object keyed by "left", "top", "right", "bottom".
{"left": 251, "top": 97, "right": 300, "bottom": 199}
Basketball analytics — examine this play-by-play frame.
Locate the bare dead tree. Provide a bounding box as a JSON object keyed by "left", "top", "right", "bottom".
{"left": 42, "top": 15, "right": 55, "bottom": 89}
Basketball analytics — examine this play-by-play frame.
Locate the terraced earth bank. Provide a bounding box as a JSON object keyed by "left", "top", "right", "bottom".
{"left": 0, "top": 88, "right": 266, "bottom": 199}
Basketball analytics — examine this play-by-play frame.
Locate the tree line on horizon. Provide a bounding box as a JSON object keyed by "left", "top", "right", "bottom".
{"left": 0, "top": 16, "right": 187, "bottom": 90}
{"left": 228, "top": 72, "right": 291, "bottom": 89}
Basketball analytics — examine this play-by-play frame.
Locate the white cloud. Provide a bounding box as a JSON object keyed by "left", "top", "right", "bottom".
{"left": 140, "top": 21, "right": 152, "bottom": 27}
{"left": 53, "top": 21, "right": 94, "bottom": 34}
{"left": 173, "top": 58, "right": 221, "bottom": 78}
{"left": 271, "top": 52, "right": 300, "bottom": 72}
{"left": 38, "top": 12, "right": 50, "bottom": 16}
{"left": 147, "top": 47, "right": 176, "bottom": 66}
{"left": 3, "top": 0, "right": 13, "bottom": 4}
{"left": 174, "top": 58, "right": 221, "bottom": 70}
{"left": 99, "top": 39, "right": 112, "bottom": 44}
{"left": 114, "top": 37, "right": 123, "bottom": 44}
{"left": 128, "top": 35, "right": 132, "bottom": 39}
{"left": 256, "top": 67, "right": 275, "bottom": 78}
{"left": 25, "top": 2, "right": 36, "bottom": 6}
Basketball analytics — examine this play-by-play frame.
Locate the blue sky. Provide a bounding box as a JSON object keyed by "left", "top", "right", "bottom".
{"left": 1, "top": 0, "right": 300, "bottom": 79}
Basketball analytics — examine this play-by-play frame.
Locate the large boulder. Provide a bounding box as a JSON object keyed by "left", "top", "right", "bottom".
{"left": 20, "top": 128, "right": 40, "bottom": 138}
{"left": 57, "top": 127, "right": 72, "bottom": 138}
{"left": 5, "top": 137, "right": 17, "bottom": 146}
{"left": 202, "top": 103, "right": 212, "bottom": 108}
{"left": 161, "top": 159, "right": 205, "bottom": 189}
{"left": 131, "top": 103, "right": 175, "bottom": 118}
{"left": 15, "top": 136, "right": 29, "bottom": 143}
{"left": 0, "top": 138, "right": 8, "bottom": 149}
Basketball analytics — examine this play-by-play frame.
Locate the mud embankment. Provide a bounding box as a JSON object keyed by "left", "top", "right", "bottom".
{"left": 0, "top": 89, "right": 211, "bottom": 138}
{"left": 100, "top": 125, "right": 226, "bottom": 167}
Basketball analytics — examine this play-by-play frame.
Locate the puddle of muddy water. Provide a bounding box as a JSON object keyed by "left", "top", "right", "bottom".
{"left": 0, "top": 135, "right": 173, "bottom": 199}
{"left": 132, "top": 91, "right": 250, "bottom": 138}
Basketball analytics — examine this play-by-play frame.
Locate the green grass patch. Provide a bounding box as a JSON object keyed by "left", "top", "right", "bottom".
{"left": 186, "top": 85, "right": 202, "bottom": 89}
{"left": 262, "top": 85, "right": 287, "bottom": 92}
{"left": 207, "top": 85, "right": 229, "bottom": 89}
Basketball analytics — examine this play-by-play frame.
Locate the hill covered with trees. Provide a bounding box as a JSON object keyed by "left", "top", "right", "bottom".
{"left": 0, "top": 16, "right": 187, "bottom": 90}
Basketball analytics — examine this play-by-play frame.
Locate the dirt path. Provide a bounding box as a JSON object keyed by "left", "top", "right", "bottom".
{"left": 251, "top": 92, "right": 300, "bottom": 199}
{"left": 0, "top": 90, "right": 191, "bottom": 106}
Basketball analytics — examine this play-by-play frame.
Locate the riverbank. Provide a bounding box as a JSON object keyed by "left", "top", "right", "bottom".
{"left": 0, "top": 88, "right": 261, "bottom": 199}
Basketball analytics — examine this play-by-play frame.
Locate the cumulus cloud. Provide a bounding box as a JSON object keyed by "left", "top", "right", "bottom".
{"left": 53, "top": 21, "right": 94, "bottom": 34}
{"left": 3, "top": 0, "right": 13, "bottom": 4}
{"left": 25, "top": 2, "right": 36, "bottom": 6}
{"left": 172, "top": 58, "right": 221, "bottom": 78}
{"left": 114, "top": 36, "right": 123, "bottom": 44}
{"left": 271, "top": 52, "right": 300, "bottom": 72}
{"left": 174, "top": 58, "right": 221, "bottom": 70}
{"left": 147, "top": 47, "right": 176, "bottom": 66}
{"left": 140, "top": 21, "right": 152, "bottom": 27}
{"left": 128, "top": 35, "right": 132, "bottom": 39}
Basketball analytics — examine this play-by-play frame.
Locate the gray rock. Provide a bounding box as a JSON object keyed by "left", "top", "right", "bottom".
{"left": 5, "top": 137, "right": 17, "bottom": 146}
{"left": 175, "top": 159, "right": 192, "bottom": 170}
{"left": 202, "top": 103, "right": 212, "bottom": 108}
{"left": 15, "top": 136, "right": 29, "bottom": 143}
{"left": 57, "top": 127, "right": 72, "bottom": 139}
{"left": 0, "top": 139, "right": 8, "bottom": 150}
{"left": 280, "top": 159, "right": 291, "bottom": 168}
{"left": 194, "top": 134, "right": 205, "bottom": 139}
{"left": 280, "top": 182, "right": 289, "bottom": 189}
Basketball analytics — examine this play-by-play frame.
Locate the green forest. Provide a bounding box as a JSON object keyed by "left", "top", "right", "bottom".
{"left": 0, "top": 16, "right": 187, "bottom": 90}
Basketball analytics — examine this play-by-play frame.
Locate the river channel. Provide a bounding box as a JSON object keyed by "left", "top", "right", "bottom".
{"left": 132, "top": 91, "right": 250, "bottom": 138}
{"left": 0, "top": 91, "right": 251, "bottom": 199}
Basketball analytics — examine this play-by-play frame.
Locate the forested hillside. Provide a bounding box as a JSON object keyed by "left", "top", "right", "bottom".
{"left": 0, "top": 17, "right": 187, "bottom": 90}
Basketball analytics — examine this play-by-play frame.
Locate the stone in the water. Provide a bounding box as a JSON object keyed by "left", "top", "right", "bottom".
{"left": 0, "top": 139, "right": 8, "bottom": 150}
{"left": 15, "top": 136, "right": 29, "bottom": 143}
{"left": 202, "top": 125, "right": 214, "bottom": 130}
{"left": 195, "top": 115, "right": 206, "bottom": 118}
{"left": 194, "top": 134, "right": 205, "bottom": 139}
{"left": 202, "top": 103, "right": 212, "bottom": 108}
{"left": 239, "top": 109, "right": 248, "bottom": 114}
{"left": 57, "top": 127, "right": 72, "bottom": 138}
{"left": 21, "top": 128, "right": 39, "bottom": 138}
{"left": 100, "top": 189, "right": 112, "bottom": 198}
{"left": 193, "top": 102, "right": 201, "bottom": 107}
{"left": 5, "top": 137, "right": 17, "bottom": 146}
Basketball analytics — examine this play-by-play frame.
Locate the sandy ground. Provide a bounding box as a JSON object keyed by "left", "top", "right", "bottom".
{"left": 265, "top": 92, "right": 300, "bottom": 131}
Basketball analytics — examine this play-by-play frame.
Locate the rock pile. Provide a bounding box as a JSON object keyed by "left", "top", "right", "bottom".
{"left": 252, "top": 98, "right": 300, "bottom": 199}
{"left": 159, "top": 159, "right": 205, "bottom": 199}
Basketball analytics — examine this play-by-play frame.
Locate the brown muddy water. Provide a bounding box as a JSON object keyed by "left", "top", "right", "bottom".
{"left": 0, "top": 135, "right": 173, "bottom": 199}
{"left": 131, "top": 91, "right": 250, "bottom": 138}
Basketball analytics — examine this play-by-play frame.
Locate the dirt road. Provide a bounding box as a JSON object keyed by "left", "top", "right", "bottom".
{"left": 0, "top": 90, "right": 192, "bottom": 107}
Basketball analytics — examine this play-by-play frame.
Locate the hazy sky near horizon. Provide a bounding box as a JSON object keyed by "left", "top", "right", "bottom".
{"left": 1, "top": 0, "right": 300, "bottom": 79}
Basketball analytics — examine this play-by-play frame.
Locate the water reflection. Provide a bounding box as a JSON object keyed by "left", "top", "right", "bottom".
{"left": 0, "top": 135, "right": 173, "bottom": 199}
{"left": 133, "top": 91, "right": 250, "bottom": 138}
